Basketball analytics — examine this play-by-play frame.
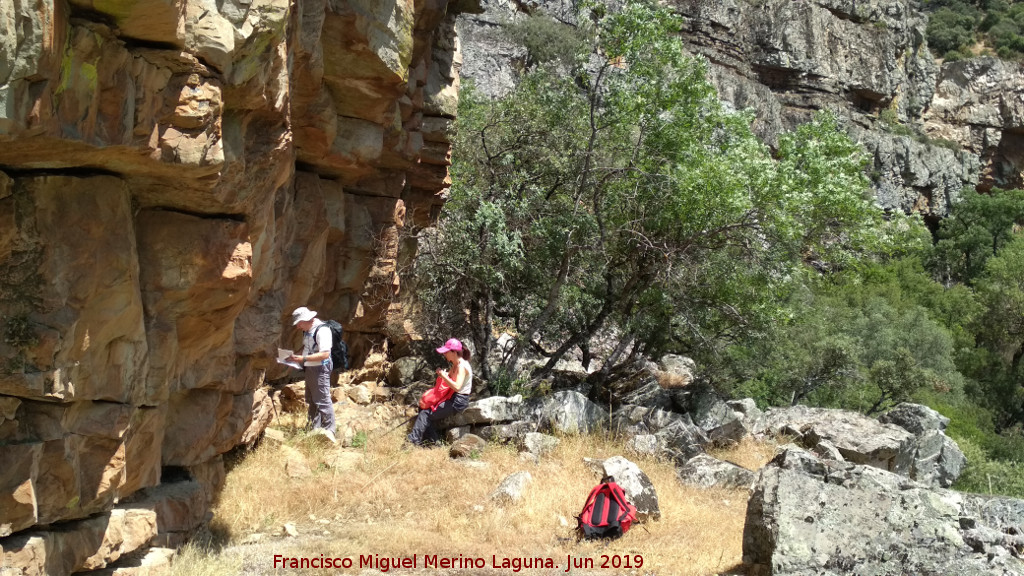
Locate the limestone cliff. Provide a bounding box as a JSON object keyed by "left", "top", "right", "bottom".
{"left": 459, "top": 0, "right": 1024, "bottom": 220}
{"left": 0, "top": 0, "right": 471, "bottom": 573}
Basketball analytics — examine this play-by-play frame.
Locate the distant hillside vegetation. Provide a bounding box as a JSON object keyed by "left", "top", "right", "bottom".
{"left": 923, "top": 0, "right": 1024, "bottom": 60}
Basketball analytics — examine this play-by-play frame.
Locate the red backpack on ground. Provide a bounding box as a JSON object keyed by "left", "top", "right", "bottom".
{"left": 577, "top": 476, "right": 637, "bottom": 539}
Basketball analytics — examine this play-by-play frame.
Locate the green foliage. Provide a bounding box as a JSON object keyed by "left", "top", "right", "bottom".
{"left": 486, "top": 368, "right": 531, "bottom": 397}
{"left": 416, "top": 0, "right": 904, "bottom": 382}
{"left": 504, "top": 14, "right": 591, "bottom": 68}
{"left": 957, "top": 234, "right": 1024, "bottom": 427}
{"left": 726, "top": 264, "right": 964, "bottom": 414}
{"left": 922, "top": 0, "right": 1024, "bottom": 60}
{"left": 953, "top": 437, "right": 1024, "bottom": 497}
{"left": 927, "top": 6, "right": 978, "bottom": 55}
{"left": 352, "top": 430, "right": 368, "bottom": 449}
{"left": 929, "top": 188, "right": 1024, "bottom": 284}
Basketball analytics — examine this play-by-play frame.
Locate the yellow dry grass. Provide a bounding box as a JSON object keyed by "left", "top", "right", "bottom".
{"left": 707, "top": 436, "right": 778, "bottom": 472}
{"left": 183, "top": 424, "right": 777, "bottom": 576}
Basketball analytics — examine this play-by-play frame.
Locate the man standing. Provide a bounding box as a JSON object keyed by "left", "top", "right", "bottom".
{"left": 290, "top": 306, "right": 336, "bottom": 443}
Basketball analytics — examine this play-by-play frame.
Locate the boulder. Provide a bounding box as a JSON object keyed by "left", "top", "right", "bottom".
{"left": 612, "top": 405, "right": 709, "bottom": 464}
{"left": 727, "top": 398, "right": 767, "bottom": 435}
{"left": 449, "top": 434, "right": 486, "bottom": 459}
{"left": 525, "top": 391, "right": 604, "bottom": 435}
{"left": 657, "top": 354, "right": 696, "bottom": 389}
{"left": 600, "top": 362, "right": 674, "bottom": 411}
{"left": 600, "top": 456, "right": 660, "bottom": 522}
{"left": 387, "top": 357, "right": 430, "bottom": 387}
{"left": 677, "top": 454, "right": 756, "bottom": 491}
{"left": 809, "top": 439, "right": 844, "bottom": 462}
{"left": 0, "top": 509, "right": 157, "bottom": 576}
{"left": 743, "top": 447, "right": 1024, "bottom": 575}
{"left": 911, "top": 430, "right": 967, "bottom": 489}
{"left": 764, "top": 405, "right": 916, "bottom": 476}
{"left": 625, "top": 434, "right": 660, "bottom": 457}
{"left": 518, "top": 432, "right": 559, "bottom": 458}
{"left": 476, "top": 421, "right": 538, "bottom": 442}
{"left": 490, "top": 471, "right": 532, "bottom": 504}
{"left": 278, "top": 383, "right": 307, "bottom": 413}
{"left": 237, "top": 387, "right": 276, "bottom": 449}
{"left": 79, "top": 546, "right": 176, "bottom": 576}
{"left": 445, "top": 395, "right": 525, "bottom": 427}
{"left": 681, "top": 385, "right": 748, "bottom": 444}
{"left": 879, "top": 402, "right": 950, "bottom": 435}
{"left": 347, "top": 385, "right": 372, "bottom": 405}
{"left": 445, "top": 426, "right": 471, "bottom": 443}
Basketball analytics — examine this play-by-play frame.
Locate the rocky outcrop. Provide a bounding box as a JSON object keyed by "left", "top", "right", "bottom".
{"left": 926, "top": 57, "right": 1024, "bottom": 192}
{"left": 678, "top": 454, "right": 757, "bottom": 491}
{"left": 743, "top": 447, "right": 1024, "bottom": 575}
{"left": 457, "top": 0, "right": 1024, "bottom": 217}
{"left": 0, "top": 0, "right": 471, "bottom": 573}
{"left": 763, "top": 404, "right": 966, "bottom": 488}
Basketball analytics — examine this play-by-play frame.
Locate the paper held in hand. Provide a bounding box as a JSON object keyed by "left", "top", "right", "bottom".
{"left": 277, "top": 348, "right": 302, "bottom": 370}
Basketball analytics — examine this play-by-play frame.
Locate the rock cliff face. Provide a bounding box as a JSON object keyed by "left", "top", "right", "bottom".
{"left": 459, "top": 0, "right": 1024, "bottom": 219}
{"left": 0, "top": 0, "right": 471, "bottom": 572}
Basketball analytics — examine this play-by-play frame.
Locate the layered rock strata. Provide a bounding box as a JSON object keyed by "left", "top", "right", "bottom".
{"left": 0, "top": 0, "right": 471, "bottom": 573}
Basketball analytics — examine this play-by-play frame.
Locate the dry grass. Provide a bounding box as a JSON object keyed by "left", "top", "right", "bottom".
{"left": 171, "top": 541, "right": 243, "bottom": 576}
{"left": 707, "top": 436, "right": 778, "bottom": 471}
{"left": 179, "top": 423, "right": 776, "bottom": 576}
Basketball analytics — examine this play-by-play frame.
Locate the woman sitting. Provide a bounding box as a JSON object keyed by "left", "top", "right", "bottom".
{"left": 407, "top": 338, "right": 472, "bottom": 446}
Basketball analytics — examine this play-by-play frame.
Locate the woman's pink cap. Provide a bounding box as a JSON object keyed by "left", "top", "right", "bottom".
{"left": 436, "top": 338, "right": 463, "bottom": 354}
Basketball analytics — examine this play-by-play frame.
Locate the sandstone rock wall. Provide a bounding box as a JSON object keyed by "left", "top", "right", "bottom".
{"left": 0, "top": 0, "right": 471, "bottom": 572}
{"left": 459, "top": 0, "right": 1024, "bottom": 218}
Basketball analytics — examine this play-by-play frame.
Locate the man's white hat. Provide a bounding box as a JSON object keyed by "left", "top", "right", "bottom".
{"left": 292, "top": 306, "right": 317, "bottom": 325}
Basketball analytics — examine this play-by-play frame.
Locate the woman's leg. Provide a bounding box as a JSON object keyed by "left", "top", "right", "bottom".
{"left": 407, "top": 409, "right": 433, "bottom": 445}
{"left": 424, "top": 394, "right": 471, "bottom": 442}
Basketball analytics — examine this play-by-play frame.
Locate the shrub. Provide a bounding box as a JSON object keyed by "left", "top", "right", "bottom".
{"left": 927, "top": 7, "right": 977, "bottom": 54}
{"left": 953, "top": 437, "right": 1024, "bottom": 498}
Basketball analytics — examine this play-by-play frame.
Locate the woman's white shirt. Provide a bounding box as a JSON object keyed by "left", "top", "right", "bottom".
{"left": 454, "top": 358, "right": 473, "bottom": 394}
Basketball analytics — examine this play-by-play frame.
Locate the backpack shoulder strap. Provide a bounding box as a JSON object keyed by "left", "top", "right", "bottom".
{"left": 605, "top": 483, "right": 634, "bottom": 520}
{"left": 311, "top": 322, "right": 329, "bottom": 352}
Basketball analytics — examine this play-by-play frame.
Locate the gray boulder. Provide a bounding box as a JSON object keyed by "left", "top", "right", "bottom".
{"left": 743, "top": 447, "right": 1024, "bottom": 576}
{"left": 911, "top": 430, "right": 967, "bottom": 489}
{"left": 766, "top": 404, "right": 967, "bottom": 489}
{"left": 525, "top": 391, "right": 604, "bottom": 434}
{"left": 490, "top": 471, "right": 532, "bottom": 504}
{"left": 386, "top": 357, "right": 430, "bottom": 388}
{"left": 600, "top": 456, "right": 660, "bottom": 522}
{"left": 445, "top": 395, "right": 525, "bottom": 427}
{"left": 657, "top": 354, "right": 696, "bottom": 388}
{"left": 809, "top": 439, "right": 844, "bottom": 462}
{"left": 879, "top": 402, "right": 950, "bottom": 435}
{"left": 612, "top": 405, "right": 709, "bottom": 464}
{"left": 518, "top": 432, "right": 559, "bottom": 458}
{"left": 727, "top": 398, "right": 767, "bottom": 435}
{"left": 625, "top": 434, "right": 660, "bottom": 457}
{"left": 764, "top": 405, "right": 917, "bottom": 476}
{"left": 680, "top": 385, "right": 749, "bottom": 446}
{"left": 677, "top": 454, "right": 756, "bottom": 491}
{"left": 880, "top": 403, "right": 966, "bottom": 488}
{"left": 476, "top": 421, "right": 538, "bottom": 443}
{"left": 602, "top": 362, "right": 674, "bottom": 411}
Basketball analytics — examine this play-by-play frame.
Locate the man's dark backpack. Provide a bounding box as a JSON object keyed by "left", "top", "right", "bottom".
{"left": 315, "top": 320, "right": 349, "bottom": 372}
{"left": 576, "top": 475, "right": 637, "bottom": 539}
